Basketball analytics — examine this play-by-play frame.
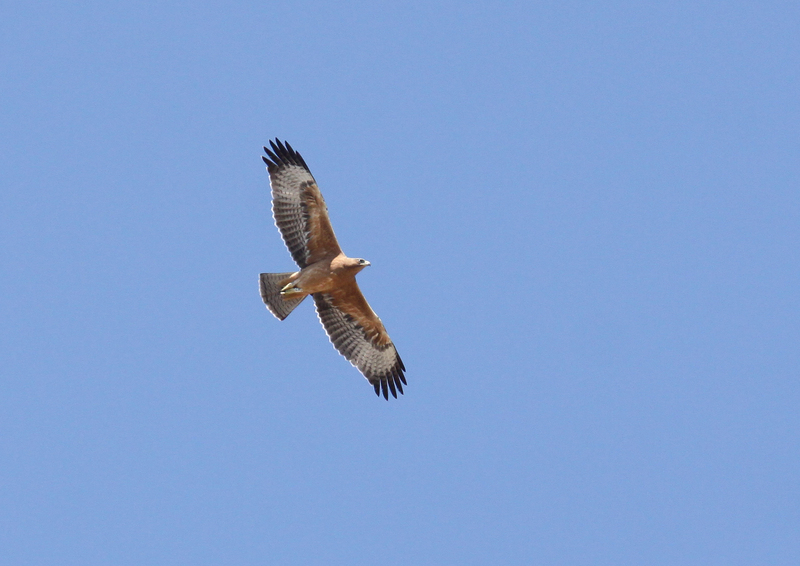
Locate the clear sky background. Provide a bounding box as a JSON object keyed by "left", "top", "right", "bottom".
{"left": 2, "top": 1, "right": 799, "bottom": 564}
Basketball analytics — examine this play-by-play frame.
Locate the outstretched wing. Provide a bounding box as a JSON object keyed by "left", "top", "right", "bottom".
{"left": 313, "top": 286, "right": 406, "bottom": 400}
{"left": 262, "top": 139, "right": 342, "bottom": 268}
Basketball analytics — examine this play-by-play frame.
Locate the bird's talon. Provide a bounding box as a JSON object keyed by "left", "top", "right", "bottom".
{"left": 280, "top": 282, "right": 303, "bottom": 296}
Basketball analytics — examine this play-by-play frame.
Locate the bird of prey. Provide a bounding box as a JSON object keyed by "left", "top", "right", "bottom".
{"left": 259, "top": 139, "right": 406, "bottom": 399}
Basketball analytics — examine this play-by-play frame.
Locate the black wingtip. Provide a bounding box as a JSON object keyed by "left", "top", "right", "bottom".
{"left": 369, "top": 357, "right": 408, "bottom": 400}
{"left": 372, "top": 372, "right": 404, "bottom": 400}
{"left": 262, "top": 138, "right": 310, "bottom": 173}
{"left": 262, "top": 145, "right": 280, "bottom": 173}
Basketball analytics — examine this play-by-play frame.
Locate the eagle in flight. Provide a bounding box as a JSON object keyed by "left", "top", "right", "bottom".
{"left": 259, "top": 139, "right": 407, "bottom": 399}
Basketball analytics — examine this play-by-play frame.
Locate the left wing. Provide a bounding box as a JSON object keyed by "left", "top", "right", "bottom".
{"left": 313, "top": 285, "right": 406, "bottom": 399}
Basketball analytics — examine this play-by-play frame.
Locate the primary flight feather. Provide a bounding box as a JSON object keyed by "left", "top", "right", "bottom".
{"left": 259, "top": 139, "right": 406, "bottom": 400}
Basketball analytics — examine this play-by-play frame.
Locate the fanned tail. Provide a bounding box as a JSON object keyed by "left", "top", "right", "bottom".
{"left": 260, "top": 272, "right": 306, "bottom": 320}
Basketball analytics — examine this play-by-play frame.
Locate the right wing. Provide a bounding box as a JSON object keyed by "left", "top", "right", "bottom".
{"left": 262, "top": 139, "right": 342, "bottom": 268}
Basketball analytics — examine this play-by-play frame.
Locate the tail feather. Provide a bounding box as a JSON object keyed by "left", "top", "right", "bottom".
{"left": 260, "top": 272, "right": 306, "bottom": 320}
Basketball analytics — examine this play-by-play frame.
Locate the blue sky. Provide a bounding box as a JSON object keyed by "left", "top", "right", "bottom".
{"left": 2, "top": 1, "right": 799, "bottom": 564}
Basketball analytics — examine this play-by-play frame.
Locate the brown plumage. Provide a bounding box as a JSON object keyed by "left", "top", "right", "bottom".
{"left": 259, "top": 139, "right": 406, "bottom": 400}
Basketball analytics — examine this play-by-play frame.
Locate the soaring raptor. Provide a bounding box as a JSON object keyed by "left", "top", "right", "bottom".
{"left": 259, "top": 139, "right": 406, "bottom": 399}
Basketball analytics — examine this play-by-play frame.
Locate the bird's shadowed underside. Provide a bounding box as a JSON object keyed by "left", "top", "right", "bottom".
{"left": 260, "top": 139, "right": 407, "bottom": 400}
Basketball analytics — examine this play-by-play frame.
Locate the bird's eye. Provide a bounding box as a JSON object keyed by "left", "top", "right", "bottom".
{"left": 359, "top": 259, "right": 366, "bottom": 264}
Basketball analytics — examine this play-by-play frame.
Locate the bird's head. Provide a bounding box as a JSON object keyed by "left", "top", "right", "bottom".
{"left": 345, "top": 257, "right": 371, "bottom": 273}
